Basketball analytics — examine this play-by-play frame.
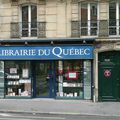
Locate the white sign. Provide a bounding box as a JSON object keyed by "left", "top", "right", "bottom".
{"left": 10, "top": 68, "right": 17, "bottom": 74}
{"left": 22, "top": 69, "right": 29, "bottom": 78}
{"left": 68, "top": 73, "right": 77, "bottom": 79}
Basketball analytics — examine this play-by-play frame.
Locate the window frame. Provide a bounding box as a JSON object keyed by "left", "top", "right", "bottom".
{"left": 109, "top": 1, "right": 120, "bottom": 36}
{"left": 79, "top": 2, "right": 99, "bottom": 37}
{"left": 20, "top": 4, "right": 37, "bottom": 37}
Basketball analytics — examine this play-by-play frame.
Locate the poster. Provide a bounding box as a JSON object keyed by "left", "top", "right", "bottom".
{"left": 22, "top": 69, "right": 29, "bottom": 78}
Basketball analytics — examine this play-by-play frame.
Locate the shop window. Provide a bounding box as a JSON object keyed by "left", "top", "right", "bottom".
{"left": 56, "top": 60, "right": 92, "bottom": 99}
{"left": 5, "top": 61, "right": 31, "bottom": 98}
{"left": 56, "top": 60, "right": 84, "bottom": 98}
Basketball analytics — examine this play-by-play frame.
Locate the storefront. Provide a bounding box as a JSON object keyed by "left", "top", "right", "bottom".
{"left": 0, "top": 45, "right": 94, "bottom": 99}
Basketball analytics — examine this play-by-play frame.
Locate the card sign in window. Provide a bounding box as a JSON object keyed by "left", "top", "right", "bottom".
{"left": 10, "top": 68, "right": 17, "bottom": 74}
{"left": 67, "top": 71, "right": 78, "bottom": 80}
{"left": 22, "top": 69, "right": 29, "bottom": 78}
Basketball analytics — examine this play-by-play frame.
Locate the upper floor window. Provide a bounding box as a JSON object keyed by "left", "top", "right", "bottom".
{"left": 11, "top": 4, "right": 46, "bottom": 39}
{"left": 22, "top": 5, "right": 37, "bottom": 37}
{"left": 80, "top": 2, "right": 98, "bottom": 36}
{"left": 109, "top": 1, "right": 120, "bottom": 36}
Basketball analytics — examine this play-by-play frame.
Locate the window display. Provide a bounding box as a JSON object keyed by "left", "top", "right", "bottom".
{"left": 56, "top": 60, "right": 84, "bottom": 98}
{"left": 5, "top": 61, "right": 31, "bottom": 97}
{"left": 56, "top": 60, "right": 92, "bottom": 99}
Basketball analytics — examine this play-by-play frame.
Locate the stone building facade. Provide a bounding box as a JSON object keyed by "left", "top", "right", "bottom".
{"left": 0, "top": 0, "right": 119, "bottom": 102}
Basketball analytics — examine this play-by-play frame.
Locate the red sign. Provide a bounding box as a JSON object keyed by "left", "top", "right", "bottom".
{"left": 104, "top": 70, "right": 111, "bottom": 77}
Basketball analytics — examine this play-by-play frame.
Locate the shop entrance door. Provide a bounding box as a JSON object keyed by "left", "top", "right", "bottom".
{"left": 98, "top": 51, "right": 120, "bottom": 101}
{"left": 32, "top": 61, "right": 56, "bottom": 98}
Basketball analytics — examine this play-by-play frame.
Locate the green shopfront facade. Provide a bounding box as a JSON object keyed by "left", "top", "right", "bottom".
{"left": 0, "top": 45, "right": 94, "bottom": 100}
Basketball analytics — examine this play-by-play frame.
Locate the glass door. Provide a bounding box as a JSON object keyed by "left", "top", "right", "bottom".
{"left": 33, "top": 61, "right": 56, "bottom": 98}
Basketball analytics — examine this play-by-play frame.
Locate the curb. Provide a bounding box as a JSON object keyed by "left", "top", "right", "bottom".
{"left": 0, "top": 110, "right": 120, "bottom": 117}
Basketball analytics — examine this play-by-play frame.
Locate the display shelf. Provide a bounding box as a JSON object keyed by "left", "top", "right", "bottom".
{"left": 5, "top": 76, "right": 30, "bottom": 97}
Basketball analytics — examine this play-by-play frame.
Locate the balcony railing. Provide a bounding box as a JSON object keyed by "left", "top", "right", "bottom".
{"left": 10, "top": 20, "right": 120, "bottom": 39}
{"left": 109, "top": 19, "right": 120, "bottom": 36}
{"left": 72, "top": 20, "right": 120, "bottom": 37}
{"left": 80, "top": 20, "right": 98, "bottom": 36}
{"left": 71, "top": 20, "right": 98, "bottom": 37}
{"left": 11, "top": 22, "right": 46, "bottom": 38}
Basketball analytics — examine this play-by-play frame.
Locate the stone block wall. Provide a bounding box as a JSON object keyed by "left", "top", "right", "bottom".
{"left": 0, "top": 0, "right": 111, "bottom": 39}
{"left": 0, "top": 0, "right": 72, "bottom": 39}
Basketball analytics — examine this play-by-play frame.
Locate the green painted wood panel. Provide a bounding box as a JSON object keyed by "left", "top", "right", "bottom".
{"left": 98, "top": 51, "right": 120, "bottom": 101}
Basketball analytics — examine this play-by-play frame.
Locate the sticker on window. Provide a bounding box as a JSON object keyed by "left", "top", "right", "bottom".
{"left": 104, "top": 70, "right": 111, "bottom": 77}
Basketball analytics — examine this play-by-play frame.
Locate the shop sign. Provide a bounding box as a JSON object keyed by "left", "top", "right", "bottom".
{"left": 0, "top": 46, "right": 93, "bottom": 60}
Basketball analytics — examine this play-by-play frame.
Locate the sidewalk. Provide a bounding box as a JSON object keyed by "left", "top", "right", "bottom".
{"left": 0, "top": 99, "right": 120, "bottom": 116}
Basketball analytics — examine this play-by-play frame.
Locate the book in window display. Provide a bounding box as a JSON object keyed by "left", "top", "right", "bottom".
{"left": 22, "top": 69, "right": 29, "bottom": 78}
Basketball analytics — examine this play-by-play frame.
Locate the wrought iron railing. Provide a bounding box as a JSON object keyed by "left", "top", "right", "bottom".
{"left": 10, "top": 20, "right": 120, "bottom": 38}
{"left": 80, "top": 20, "right": 98, "bottom": 36}
{"left": 11, "top": 22, "right": 46, "bottom": 38}
{"left": 72, "top": 20, "right": 120, "bottom": 37}
{"left": 109, "top": 19, "right": 120, "bottom": 36}
{"left": 71, "top": 20, "right": 99, "bottom": 37}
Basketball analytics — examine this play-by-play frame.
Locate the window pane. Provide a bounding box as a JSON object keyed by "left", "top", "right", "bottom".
{"left": 31, "top": 6, "right": 37, "bottom": 37}
{"left": 22, "top": 30, "right": 28, "bottom": 37}
{"left": 5, "top": 61, "right": 31, "bottom": 97}
{"left": 22, "top": 6, "right": 28, "bottom": 37}
{"left": 22, "top": 6, "right": 28, "bottom": 23}
{"left": 90, "top": 3, "right": 97, "bottom": 36}
{"left": 81, "top": 3, "right": 88, "bottom": 27}
{"left": 109, "top": 2, "right": 116, "bottom": 20}
{"left": 22, "top": 5, "right": 37, "bottom": 37}
{"left": 90, "top": 3, "right": 97, "bottom": 21}
{"left": 109, "top": 2, "right": 116, "bottom": 35}
{"left": 31, "top": 5, "right": 37, "bottom": 23}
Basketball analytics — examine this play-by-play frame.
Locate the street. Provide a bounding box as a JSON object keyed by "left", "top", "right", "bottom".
{"left": 0, "top": 113, "right": 120, "bottom": 120}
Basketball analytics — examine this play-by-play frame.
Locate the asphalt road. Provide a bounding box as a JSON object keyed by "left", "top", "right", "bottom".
{"left": 0, "top": 113, "right": 120, "bottom": 120}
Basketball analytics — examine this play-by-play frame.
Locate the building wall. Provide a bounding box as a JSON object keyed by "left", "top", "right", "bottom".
{"left": 0, "top": 0, "right": 73, "bottom": 39}
{"left": 1, "top": 0, "right": 120, "bottom": 101}
{"left": 94, "top": 1, "right": 120, "bottom": 101}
